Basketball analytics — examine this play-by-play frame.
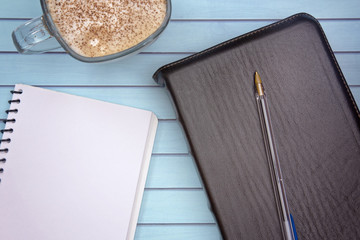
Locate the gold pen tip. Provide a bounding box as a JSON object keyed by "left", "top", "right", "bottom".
{"left": 254, "top": 71, "right": 262, "bottom": 85}
{"left": 254, "top": 71, "right": 264, "bottom": 96}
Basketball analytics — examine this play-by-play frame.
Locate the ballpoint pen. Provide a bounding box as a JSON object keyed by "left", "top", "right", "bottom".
{"left": 254, "top": 72, "right": 296, "bottom": 240}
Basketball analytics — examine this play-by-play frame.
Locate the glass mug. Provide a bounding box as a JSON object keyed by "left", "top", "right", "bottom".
{"left": 12, "top": 0, "right": 171, "bottom": 63}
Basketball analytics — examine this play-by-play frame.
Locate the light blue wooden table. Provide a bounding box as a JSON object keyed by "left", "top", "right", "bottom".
{"left": 1, "top": 0, "right": 359, "bottom": 239}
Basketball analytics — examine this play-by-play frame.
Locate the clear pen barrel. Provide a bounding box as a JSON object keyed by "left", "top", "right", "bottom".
{"left": 256, "top": 93, "right": 295, "bottom": 240}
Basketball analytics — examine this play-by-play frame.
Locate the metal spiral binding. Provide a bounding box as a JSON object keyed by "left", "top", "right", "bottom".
{"left": 0, "top": 89, "right": 22, "bottom": 182}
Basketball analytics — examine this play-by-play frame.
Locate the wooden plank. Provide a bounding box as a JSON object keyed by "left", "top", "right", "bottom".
{"left": 0, "top": 0, "right": 42, "bottom": 19}
{"left": 320, "top": 20, "right": 360, "bottom": 52}
{"left": 153, "top": 121, "right": 189, "bottom": 154}
{"left": 172, "top": 0, "right": 360, "bottom": 19}
{"left": 2, "top": 20, "right": 360, "bottom": 53}
{"left": 0, "top": 53, "right": 187, "bottom": 86}
{"left": 351, "top": 87, "right": 360, "bottom": 105}
{"left": 135, "top": 224, "right": 221, "bottom": 240}
{"left": 153, "top": 20, "right": 360, "bottom": 53}
{"left": 336, "top": 53, "right": 360, "bottom": 86}
{"left": 0, "top": 53, "right": 358, "bottom": 86}
{"left": 139, "top": 189, "right": 215, "bottom": 223}
{"left": 146, "top": 155, "right": 201, "bottom": 188}
{"left": 1, "top": 0, "right": 360, "bottom": 19}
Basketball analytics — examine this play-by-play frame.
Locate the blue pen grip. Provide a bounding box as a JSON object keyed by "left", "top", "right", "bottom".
{"left": 290, "top": 214, "right": 298, "bottom": 240}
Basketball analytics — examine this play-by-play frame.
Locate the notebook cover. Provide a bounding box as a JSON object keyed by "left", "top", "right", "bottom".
{"left": 153, "top": 13, "right": 360, "bottom": 239}
{"left": 0, "top": 84, "right": 158, "bottom": 240}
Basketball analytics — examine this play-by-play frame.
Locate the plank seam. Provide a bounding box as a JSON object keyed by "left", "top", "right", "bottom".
{"left": 0, "top": 51, "right": 359, "bottom": 54}
{"left": 1, "top": 18, "right": 360, "bottom": 21}
{"left": 137, "top": 223, "right": 216, "bottom": 226}
{"left": 144, "top": 188, "right": 203, "bottom": 190}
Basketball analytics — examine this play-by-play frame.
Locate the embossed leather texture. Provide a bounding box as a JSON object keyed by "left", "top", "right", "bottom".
{"left": 153, "top": 13, "right": 360, "bottom": 240}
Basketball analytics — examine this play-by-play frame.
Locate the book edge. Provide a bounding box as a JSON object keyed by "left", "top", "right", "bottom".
{"left": 126, "top": 113, "right": 158, "bottom": 240}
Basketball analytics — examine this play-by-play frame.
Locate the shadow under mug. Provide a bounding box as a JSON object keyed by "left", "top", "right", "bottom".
{"left": 12, "top": 0, "right": 171, "bottom": 63}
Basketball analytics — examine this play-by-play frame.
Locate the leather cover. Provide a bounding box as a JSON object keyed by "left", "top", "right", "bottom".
{"left": 153, "top": 13, "right": 360, "bottom": 239}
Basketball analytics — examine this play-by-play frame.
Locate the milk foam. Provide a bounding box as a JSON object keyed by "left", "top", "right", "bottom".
{"left": 46, "top": 0, "right": 167, "bottom": 58}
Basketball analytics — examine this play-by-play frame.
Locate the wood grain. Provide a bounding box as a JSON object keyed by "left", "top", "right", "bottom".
{"left": 135, "top": 224, "right": 220, "bottom": 240}
{"left": 0, "top": 53, "right": 358, "bottom": 86}
{"left": 146, "top": 155, "right": 202, "bottom": 188}
{"left": 2, "top": 20, "right": 360, "bottom": 52}
{"left": 1, "top": 0, "right": 360, "bottom": 19}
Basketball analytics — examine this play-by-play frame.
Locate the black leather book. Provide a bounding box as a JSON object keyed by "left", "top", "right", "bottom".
{"left": 153, "top": 13, "right": 360, "bottom": 240}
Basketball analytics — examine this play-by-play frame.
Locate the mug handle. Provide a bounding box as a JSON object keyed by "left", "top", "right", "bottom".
{"left": 12, "top": 16, "right": 61, "bottom": 54}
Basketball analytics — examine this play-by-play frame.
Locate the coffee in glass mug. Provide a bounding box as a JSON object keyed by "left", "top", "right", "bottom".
{"left": 12, "top": 0, "right": 171, "bottom": 62}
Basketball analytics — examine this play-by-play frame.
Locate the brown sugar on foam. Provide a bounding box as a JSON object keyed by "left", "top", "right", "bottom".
{"left": 46, "top": 0, "right": 167, "bottom": 58}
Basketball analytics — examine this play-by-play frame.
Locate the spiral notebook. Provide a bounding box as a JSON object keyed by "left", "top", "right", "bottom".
{"left": 0, "top": 84, "right": 158, "bottom": 240}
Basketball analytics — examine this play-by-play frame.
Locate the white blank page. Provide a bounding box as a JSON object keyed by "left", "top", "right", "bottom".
{"left": 0, "top": 84, "right": 158, "bottom": 240}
